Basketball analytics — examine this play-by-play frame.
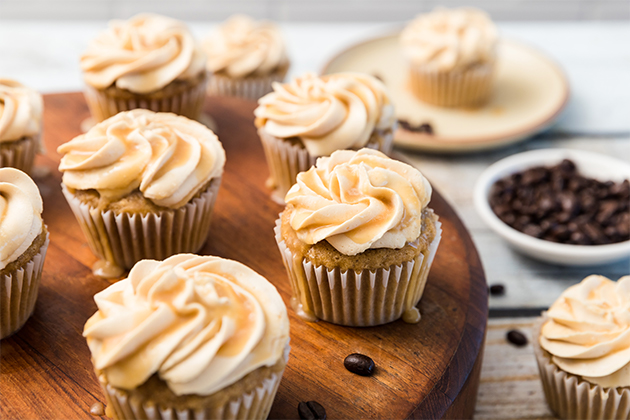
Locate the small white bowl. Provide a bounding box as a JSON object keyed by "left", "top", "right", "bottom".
{"left": 474, "top": 148, "right": 630, "bottom": 266}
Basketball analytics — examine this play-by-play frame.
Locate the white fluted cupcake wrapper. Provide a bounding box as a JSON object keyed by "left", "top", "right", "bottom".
{"left": 274, "top": 216, "right": 442, "bottom": 327}
{"left": 0, "top": 133, "right": 39, "bottom": 174}
{"left": 259, "top": 128, "right": 395, "bottom": 204}
{"left": 1, "top": 232, "right": 49, "bottom": 339}
{"left": 206, "top": 71, "right": 286, "bottom": 101}
{"left": 533, "top": 316, "right": 630, "bottom": 420}
{"left": 84, "top": 77, "right": 208, "bottom": 123}
{"left": 62, "top": 178, "right": 221, "bottom": 274}
{"left": 408, "top": 61, "right": 495, "bottom": 107}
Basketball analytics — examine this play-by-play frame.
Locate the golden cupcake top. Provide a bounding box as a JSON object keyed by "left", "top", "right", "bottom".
{"left": 57, "top": 109, "right": 225, "bottom": 209}
{"left": 0, "top": 79, "right": 43, "bottom": 142}
{"left": 400, "top": 7, "right": 497, "bottom": 71}
{"left": 285, "top": 148, "right": 432, "bottom": 256}
{"left": 202, "top": 15, "right": 288, "bottom": 79}
{"left": 0, "top": 168, "right": 43, "bottom": 270}
{"left": 81, "top": 13, "right": 206, "bottom": 94}
{"left": 254, "top": 72, "right": 395, "bottom": 157}
{"left": 540, "top": 275, "right": 630, "bottom": 387}
{"left": 83, "top": 254, "right": 290, "bottom": 396}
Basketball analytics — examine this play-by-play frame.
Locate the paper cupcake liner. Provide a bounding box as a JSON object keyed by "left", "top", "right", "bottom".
{"left": 61, "top": 178, "right": 221, "bottom": 276}
{"left": 84, "top": 75, "right": 208, "bottom": 123}
{"left": 408, "top": 61, "right": 495, "bottom": 107}
{"left": 0, "top": 133, "right": 39, "bottom": 174}
{"left": 259, "top": 128, "right": 394, "bottom": 204}
{"left": 1, "top": 232, "right": 49, "bottom": 339}
{"left": 533, "top": 316, "right": 630, "bottom": 419}
{"left": 206, "top": 69, "right": 287, "bottom": 101}
{"left": 274, "top": 215, "right": 442, "bottom": 326}
{"left": 98, "top": 346, "right": 289, "bottom": 420}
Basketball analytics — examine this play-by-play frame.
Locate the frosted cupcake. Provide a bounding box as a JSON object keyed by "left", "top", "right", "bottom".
{"left": 84, "top": 254, "right": 290, "bottom": 420}
{"left": 255, "top": 72, "right": 395, "bottom": 202}
{"left": 0, "top": 168, "right": 49, "bottom": 339}
{"left": 57, "top": 110, "right": 225, "bottom": 278}
{"left": 275, "top": 148, "right": 441, "bottom": 326}
{"left": 400, "top": 8, "right": 497, "bottom": 107}
{"left": 81, "top": 14, "right": 207, "bottom": 123}
{"left": 203, "top": 15, "right": 289, "bottom": 100}
{"left": 0, "top": 79, "right": 43, "bottom": 173}
{"left": 534, "top": 275, "right": 630, "bottom": 419}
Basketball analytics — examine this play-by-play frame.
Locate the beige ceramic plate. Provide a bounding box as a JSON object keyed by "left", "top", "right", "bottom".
{"left": 322, "top": 34, "right": 570, "bottom": 153}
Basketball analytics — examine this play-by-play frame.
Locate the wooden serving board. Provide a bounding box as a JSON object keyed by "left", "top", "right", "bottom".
{"left": 0, "top": 93, "right": 488, "bottom": 420}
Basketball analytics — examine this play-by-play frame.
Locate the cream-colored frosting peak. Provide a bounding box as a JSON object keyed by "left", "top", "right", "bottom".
{"left": 540, "top": 275, "right": 630, "bottom": 388}
{"left": 400, "top": 7, "right": 497, "bottom": 71}
{"left": 203, "top": 15, "right": 288, "bottom": 79}
{"left": 84, "top": 254, "right": 290, "bottom": 396}
{"left": 0, "top": 168, "right": 43, "bottom": 270}
{"left": 57, "top": 109, "right": 225, "bottom": 209}
{"left": 285, "top": 148, "right": 432, "bottom": 256}
{"left": 255, "top": 72, "right": 395, "bottom": 157}
{"left": 0, "top": 79, "right": 43, "bottom": 143}
{"left": 81, "top": 14, "right": 206, "bottom": 94}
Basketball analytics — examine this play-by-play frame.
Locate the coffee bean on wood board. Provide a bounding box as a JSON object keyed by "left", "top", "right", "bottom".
{"left": 506, "top": 330, "right": 528, "bottom": 347}
{"left": 344, "top": 353, "right": 375, "bottom": 376}
{"left": 489, "top": 284, "right": 505, "bottom": 296}
{"left": 298, "top": 401, "right": 327, "bottom": 420}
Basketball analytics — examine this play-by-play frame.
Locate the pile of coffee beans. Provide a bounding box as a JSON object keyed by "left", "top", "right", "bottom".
{"left": 489, "top": 159, "right": 630, "bottom": 245}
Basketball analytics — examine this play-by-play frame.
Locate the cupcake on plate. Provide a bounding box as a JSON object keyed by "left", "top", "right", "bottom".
{"left": 81, "top": 14, "right": 207, "bottom": 123}
{"left": 400, "top": 7, "right": 497, "bottom": 107}
{"left": 0, "top": 168, "right": 49, "bottom": 339}
{"left": 0, "top": 79, "right": 44, "bottom": 173}
{"left": 534, "top": 275, "right": 630, "bottom": 419}
{"left": 275, "top": 148, "right": 441, "bottom": 326}
{"left": 203, "top": 15, "right": 289, "bottom": 100}
{"left": 57, "top": 109, "right": 225, "bottom": 278}
{"left": 84, "top": 254, "right": 290, "bottom": 420}
{"left": 255, "top": 72, "right": 395, "bottom": 202}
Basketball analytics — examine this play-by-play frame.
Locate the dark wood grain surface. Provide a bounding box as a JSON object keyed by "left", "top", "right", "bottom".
{"left": 0, "top": 93, "right": 488, "bottom": 419}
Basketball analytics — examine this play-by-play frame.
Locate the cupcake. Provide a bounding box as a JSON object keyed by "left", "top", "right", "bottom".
{"left": 83, "top": 254, "right": 290, "bottom": 420}
{"left": 0, "top": 168, "right": 49, "bottom": 339}
{"left": 255, "top": 72, "right": 395, "bottom": 202}
{"left": 202, "top": 15, "right": 289, "bottom": 100}
{"left": 275, "top": 148, "right": 441, "bottom": 326}
{"left": 81, "top": 14, "right": 207, "bottom": 123}
{"left": 57, "top": 109, "right": 225, "bottom": 278}
{"left": 0, "top": 79, "right": 44, "bottom": 173}
{"left": 400, "top": 7, "right": 497, "bottom": 107}
{"left": 534, "top": 275, "right": 630, "bottom": 419}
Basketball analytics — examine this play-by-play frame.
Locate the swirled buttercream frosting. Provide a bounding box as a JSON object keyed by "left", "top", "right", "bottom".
{"left": 0, "top": 79, "right": 43, "bottom": 142}
{"left": 84, "top": 254, "right": 290, "bottom": 395}
{"left": 0, "top": 168, "right": 43, "bottom": 270}
{"left": 540, "top": 275, "right": 630, "bottom": 388}
{"left": 400, "top": 8, "right": 497, "bottom": 71}
{"left": 285, "top": 148, "right": 432, "bottom": 256}
{"left": 255, "top": 72, "right": 395, "bottom": 157}
{"left": 81, "top": 14, "right": 206, "bottom": 94}
{"left": 57, "top": 109, "right": 225, "bottom": 209}
{"left": 203, "top": 15, "right": 288, "bottom": 79}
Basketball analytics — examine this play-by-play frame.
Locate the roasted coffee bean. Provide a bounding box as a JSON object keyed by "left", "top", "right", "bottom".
{"left": 506, "top": 330, "right": 528, "bottom": 347}
{"left": 344, "top": 353, "right": 375, "bottom": 376}
{"left": 397, "top": 119, "right": 434, "bottom": 134}
{"left": 298, "top": 401, "right": 327, "bottom": 420}
{"left": 489, "top": 284, "right": 505, "bottom": 296}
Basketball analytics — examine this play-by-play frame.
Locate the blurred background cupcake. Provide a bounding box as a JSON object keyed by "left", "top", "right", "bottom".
{"left": 81, "top": 13, "right": 207, "bottom": 123}
{"left": 400, "top": 7, "right": 498, "bottom": 107}
{"left": 255, "top": 72, "right": 395, "bottom": 202}
{"left": 0, "top": 79, "right": 43, "bottom": 173}
{"left": 84, "top": 254, "right": 290, "bottom": 420}
{"left": 57, "top": 109, "right": 225, "bottom": 278}
{"left": 275, "top": 148, "right": 441, "bottom": 326}
{"left": 203, "top": 15, "right": 289, "bottom": 100}
{"left": 0, "top": 168, "right": 49, "bottom": 339}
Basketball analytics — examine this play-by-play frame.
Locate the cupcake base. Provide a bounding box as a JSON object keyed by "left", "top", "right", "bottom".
{"left": 533, "top": 316, "right": 630, "bottom": 420}
{"left": 0, "top": 229, "right": 49, "bottom": 339}
{"left": 62, "top": 178, "right": 221, "bottom": 278}
{"left": 207, "top": 65, "right": 289, "bottom": 101}
{"left": 0, "top": 134, "right": 40, "bottom": 174}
